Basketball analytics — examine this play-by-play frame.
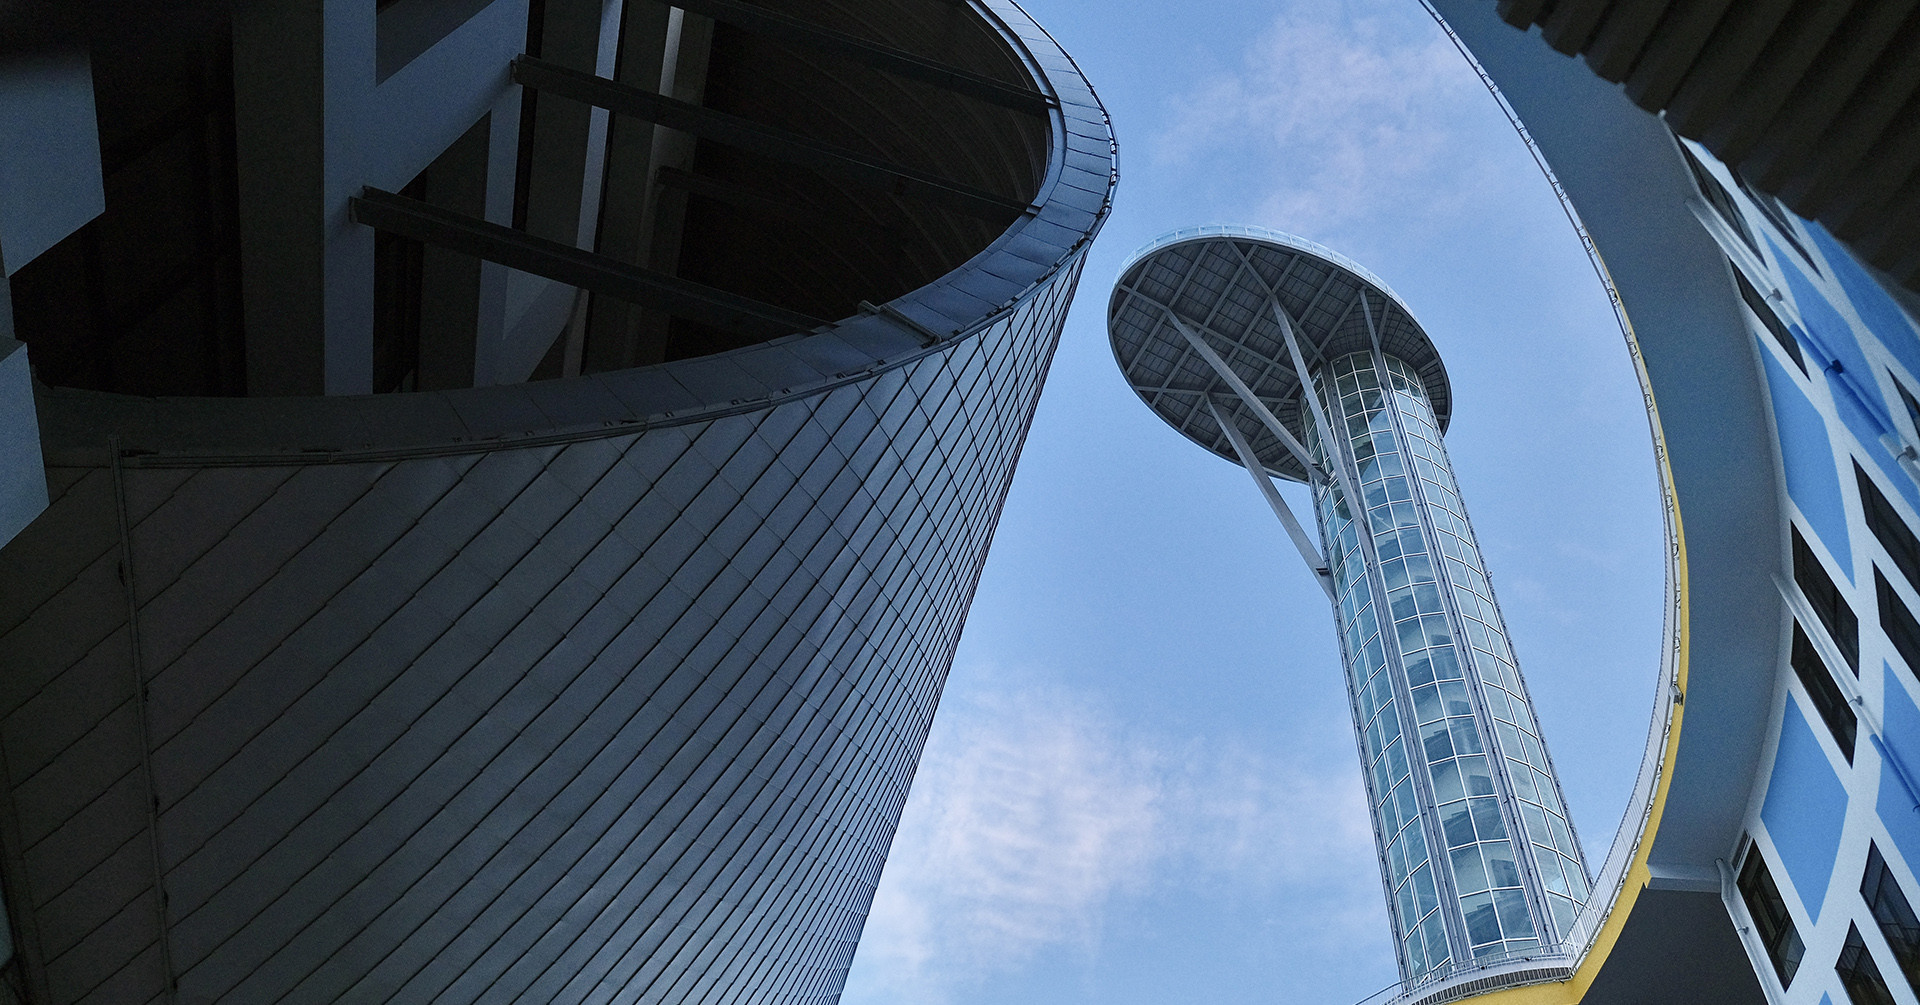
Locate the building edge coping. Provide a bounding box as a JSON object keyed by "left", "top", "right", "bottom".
{"left": 36, "top": 0, "right": 1117, "bottom": 469}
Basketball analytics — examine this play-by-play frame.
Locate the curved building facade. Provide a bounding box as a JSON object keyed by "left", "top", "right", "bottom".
{"left": 1107, "top": 228, "right": 1588, "bottom": 986}
{"left": 1307, "top": 4, "right": 1920, "bottom": 1004}
{"left": 0, "top": 1, "right": 1116, "bottom": 1002}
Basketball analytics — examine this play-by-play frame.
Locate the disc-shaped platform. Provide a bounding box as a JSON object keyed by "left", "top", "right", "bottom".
{"left": 1107, "top": 225, "right": 1450, "bottom": 483}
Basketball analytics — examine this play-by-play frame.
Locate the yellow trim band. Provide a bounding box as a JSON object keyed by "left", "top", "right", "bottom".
{"left": 1446, "top": 256, "right": 1689, "bottom": 1005}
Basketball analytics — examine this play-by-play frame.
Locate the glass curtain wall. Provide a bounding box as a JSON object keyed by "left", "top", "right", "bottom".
{"left": 1302, "top": 351, "right": 1591, "bottom": 980}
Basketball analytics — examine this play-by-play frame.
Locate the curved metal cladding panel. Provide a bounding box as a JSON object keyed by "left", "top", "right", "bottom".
{"left": 0, "top": 5, "right": 1114, "bottom": 1004}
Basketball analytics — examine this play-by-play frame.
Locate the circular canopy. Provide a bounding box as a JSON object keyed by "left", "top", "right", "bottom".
{"left": 1107, "top": 225, "right": 1451, "bottom": 483}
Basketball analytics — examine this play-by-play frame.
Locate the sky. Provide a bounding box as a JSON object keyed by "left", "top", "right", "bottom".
{"left": 841, "top": 3, "right": 1669, "bottom": 1003}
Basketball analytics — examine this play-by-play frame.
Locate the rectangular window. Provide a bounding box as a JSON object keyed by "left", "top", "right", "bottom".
{"left": 1732, "top": 169, "right": 1821, "bottom": 274}
{"left": 1796, "top": 526, "right": 1860, "bottom": 672}
{"left": 1861, "top": 842, "right": 1920, "bottom": 995}
{"left": 1737, "top": 266, "right": 1806, "bottom": 375}
{"left": 1681, "top": 141, "right": 1760, "bottom": 258}
{"left": 1839, "top": 922, "right": 1899, "bottom": 1005}
{"left": 1792, "top": 623, "right": 1856, "bottom": 762}
{"left": 1739, "top": 848, "right": 1805, "bottom": 988}
{"left": 1860, "top": 463, "right": 1920, "bottom": 593}
{"left": 1880, "top": 568, "right": 1920, "bottom": 682}
{"left": 1894, "top": 376, "right": 1920, "bottom": 441}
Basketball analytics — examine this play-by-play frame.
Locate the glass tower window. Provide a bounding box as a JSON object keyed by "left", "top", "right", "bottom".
{"left": 1681, "top": 141, "right": 1761, "bottom": 258}
{"left": 1859, "top": 463, "right": 1920, "bottom": 592}
{"left": 1737, "top": 267, "right": 1807, "bottom": 376}
{"left": 1304, "top": 352, "right": 1590, "bottom": 977}
{"left": 1879, "top": 567, "right": 1920, "bottom": 682}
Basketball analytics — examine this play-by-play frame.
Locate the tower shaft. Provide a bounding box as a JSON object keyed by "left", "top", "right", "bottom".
{"left": 1306, "top": 351, "right": 1590, "bottom": 979}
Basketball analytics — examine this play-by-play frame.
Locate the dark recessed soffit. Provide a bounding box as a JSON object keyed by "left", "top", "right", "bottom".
{"left": 1107, "top": 227, "right": 1449, "bottom": 484}
{"left": 510, "top": 54, "right": 1031, "bottom": 223}
{"left": 350, "top": 187, "right": 830, "bottom": 339}
{"left": 665, "top": 0, "right": 1056, "bottom": 116}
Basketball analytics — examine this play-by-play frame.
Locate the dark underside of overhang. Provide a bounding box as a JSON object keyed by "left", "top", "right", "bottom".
{"left": 673, "top": 3, "right": 1046, "bottom": 359}
{"left": 4, "top": 0, "right": 1049, "bottom": 393}
{"left": 1583, "top": 888, "right": 1765, "bottom": 1005}
{"left": 1496, "top": 0, "right": 1920, "bottom": 294}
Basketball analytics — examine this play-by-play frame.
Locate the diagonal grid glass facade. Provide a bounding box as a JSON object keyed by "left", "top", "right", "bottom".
{"left": 1303, "top": 351, "right": 1591, "bottom": 980}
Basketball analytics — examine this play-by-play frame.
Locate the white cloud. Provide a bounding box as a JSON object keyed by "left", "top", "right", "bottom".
{"left": 1151, "top": 1, "right": 1510, "bottom": 240}
{"left": 848, "top": 683, "right": 1159, "bottom": 996}
{"left": 841, "top": 675, "right": 1382, "bottom": 1003}
{"left": 1167, "top": 737, "right": 1375, "bottom": 890}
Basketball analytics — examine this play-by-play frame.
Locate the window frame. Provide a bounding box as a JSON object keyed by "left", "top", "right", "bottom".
{"left": 1839, "top": 921, "right": 1900, "bottom": 1005}
{"left": 1861, "top": 841, "right": 1920, "bottom": 998}
{"left": 1738, "top": 845, "right": 1807, "bottom": 990}
{"left": 1795, "top": 525, "right": 1861, "bottom": 673}
{"left": 1791, "top": 621, "right": 1858, "bottom": 762}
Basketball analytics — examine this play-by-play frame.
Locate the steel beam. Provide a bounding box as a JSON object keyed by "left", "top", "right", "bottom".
{"left": 1229, "top": 247, "right": 1368, "bottom": 514}
{"left": 1273, "top": 300, "right": 1367, "bottom": 522}
{"left": 1359, "top": 287, "right": 1383, "bottom": 354}
{"left": 350, "top": 187, "right": 830, "bottom": 340}
{"left": 1163, "top": 308, "right": 1327, "bottom": 483}
{"left": 665, "top": 0, "right": 1055, "bottom": 116}
{"left": 510, "top": 55, "right": 1030, "bottom": 222}
{"left": 1209, "top": 396, "right": 1334, "bottom": 600}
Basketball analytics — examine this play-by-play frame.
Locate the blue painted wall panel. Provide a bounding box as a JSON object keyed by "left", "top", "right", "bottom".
{"left": 1809, "top": 225, "right": 1920, "bottom": 383}
{"left": 1761, "top": 701, "right": 1849, "bottom": 922}
{"left": 1767, "top": 245, "right": 1920, "bottom": 514}
{"left": 1823, "top": 369, "right": 1919, "bottom": 515}
{"left": 1775, "top": 245, "right": 1887, "bottom": 431}
{"left": 1761, "top": 347, "right": 1853, "bottom": 565}
{"left": 1878, "top": 665, "right": 1920, "bottom": 869}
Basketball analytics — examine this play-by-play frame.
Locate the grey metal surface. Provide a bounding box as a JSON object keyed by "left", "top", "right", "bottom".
{"left": 1581, "top": 889, "right": 1765, "bottom": 1005}
{"left": 508, "top": 54, "right": 1031, "bottom": 222}
{"left": 1491, "top": 0, "right": 1920, "bottom": 293}
{"left": 1107, "top": 226, "right": 1450, "bottom": 484}
{"left": 0, "top": 1, "right": 1118, "bottom": 1002}
{"left": 0, "top": 340, "right": 44, "bottom": 551}
{"left": 350, "top": 187, "right": 834, "bottom": 339}
{"left": 0, "top": 284, "right": 1076, "bottom": 1001}
{"left": 664, "top": 0, "right": 1056, "bottom": 116}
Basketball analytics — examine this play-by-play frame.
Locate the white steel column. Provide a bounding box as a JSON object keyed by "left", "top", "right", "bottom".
{"left": 1271, "top": 301, "right": 1367, "bottom": 518}
{"left": 1207, "top": 396, "right": 1335, "bottom": 599}
{"left": 1164, "top": 309, "right": 1328, "bottom": 484}
{"left": 1359, "top": 287, "right": 1383, "bottom": 354}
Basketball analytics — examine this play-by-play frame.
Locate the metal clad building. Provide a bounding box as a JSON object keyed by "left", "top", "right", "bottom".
{"left": 0, "top": 1, "right": 1116, "bottom": 1002}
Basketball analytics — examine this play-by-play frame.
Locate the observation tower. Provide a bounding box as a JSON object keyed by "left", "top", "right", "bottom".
{"left": 1107, "top": 226, "right": 1591, "bottom": 983}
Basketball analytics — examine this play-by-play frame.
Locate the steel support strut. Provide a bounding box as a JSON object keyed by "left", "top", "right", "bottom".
{"left": 1272, "top": 301, "right": 1367, "bottom": 522}
{"left": 1163, "top": 308, "right": 1329, "bottom": 483}
{"left": 349, "top": 187, "right": 830, "bottom": 338}
{"left": 1208, "top": 396, "right": 1335, "bottom": 599}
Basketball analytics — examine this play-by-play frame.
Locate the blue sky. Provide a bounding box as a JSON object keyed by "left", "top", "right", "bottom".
{"left": 842, "top": 3, "right": 1667, "bottom": 1003}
